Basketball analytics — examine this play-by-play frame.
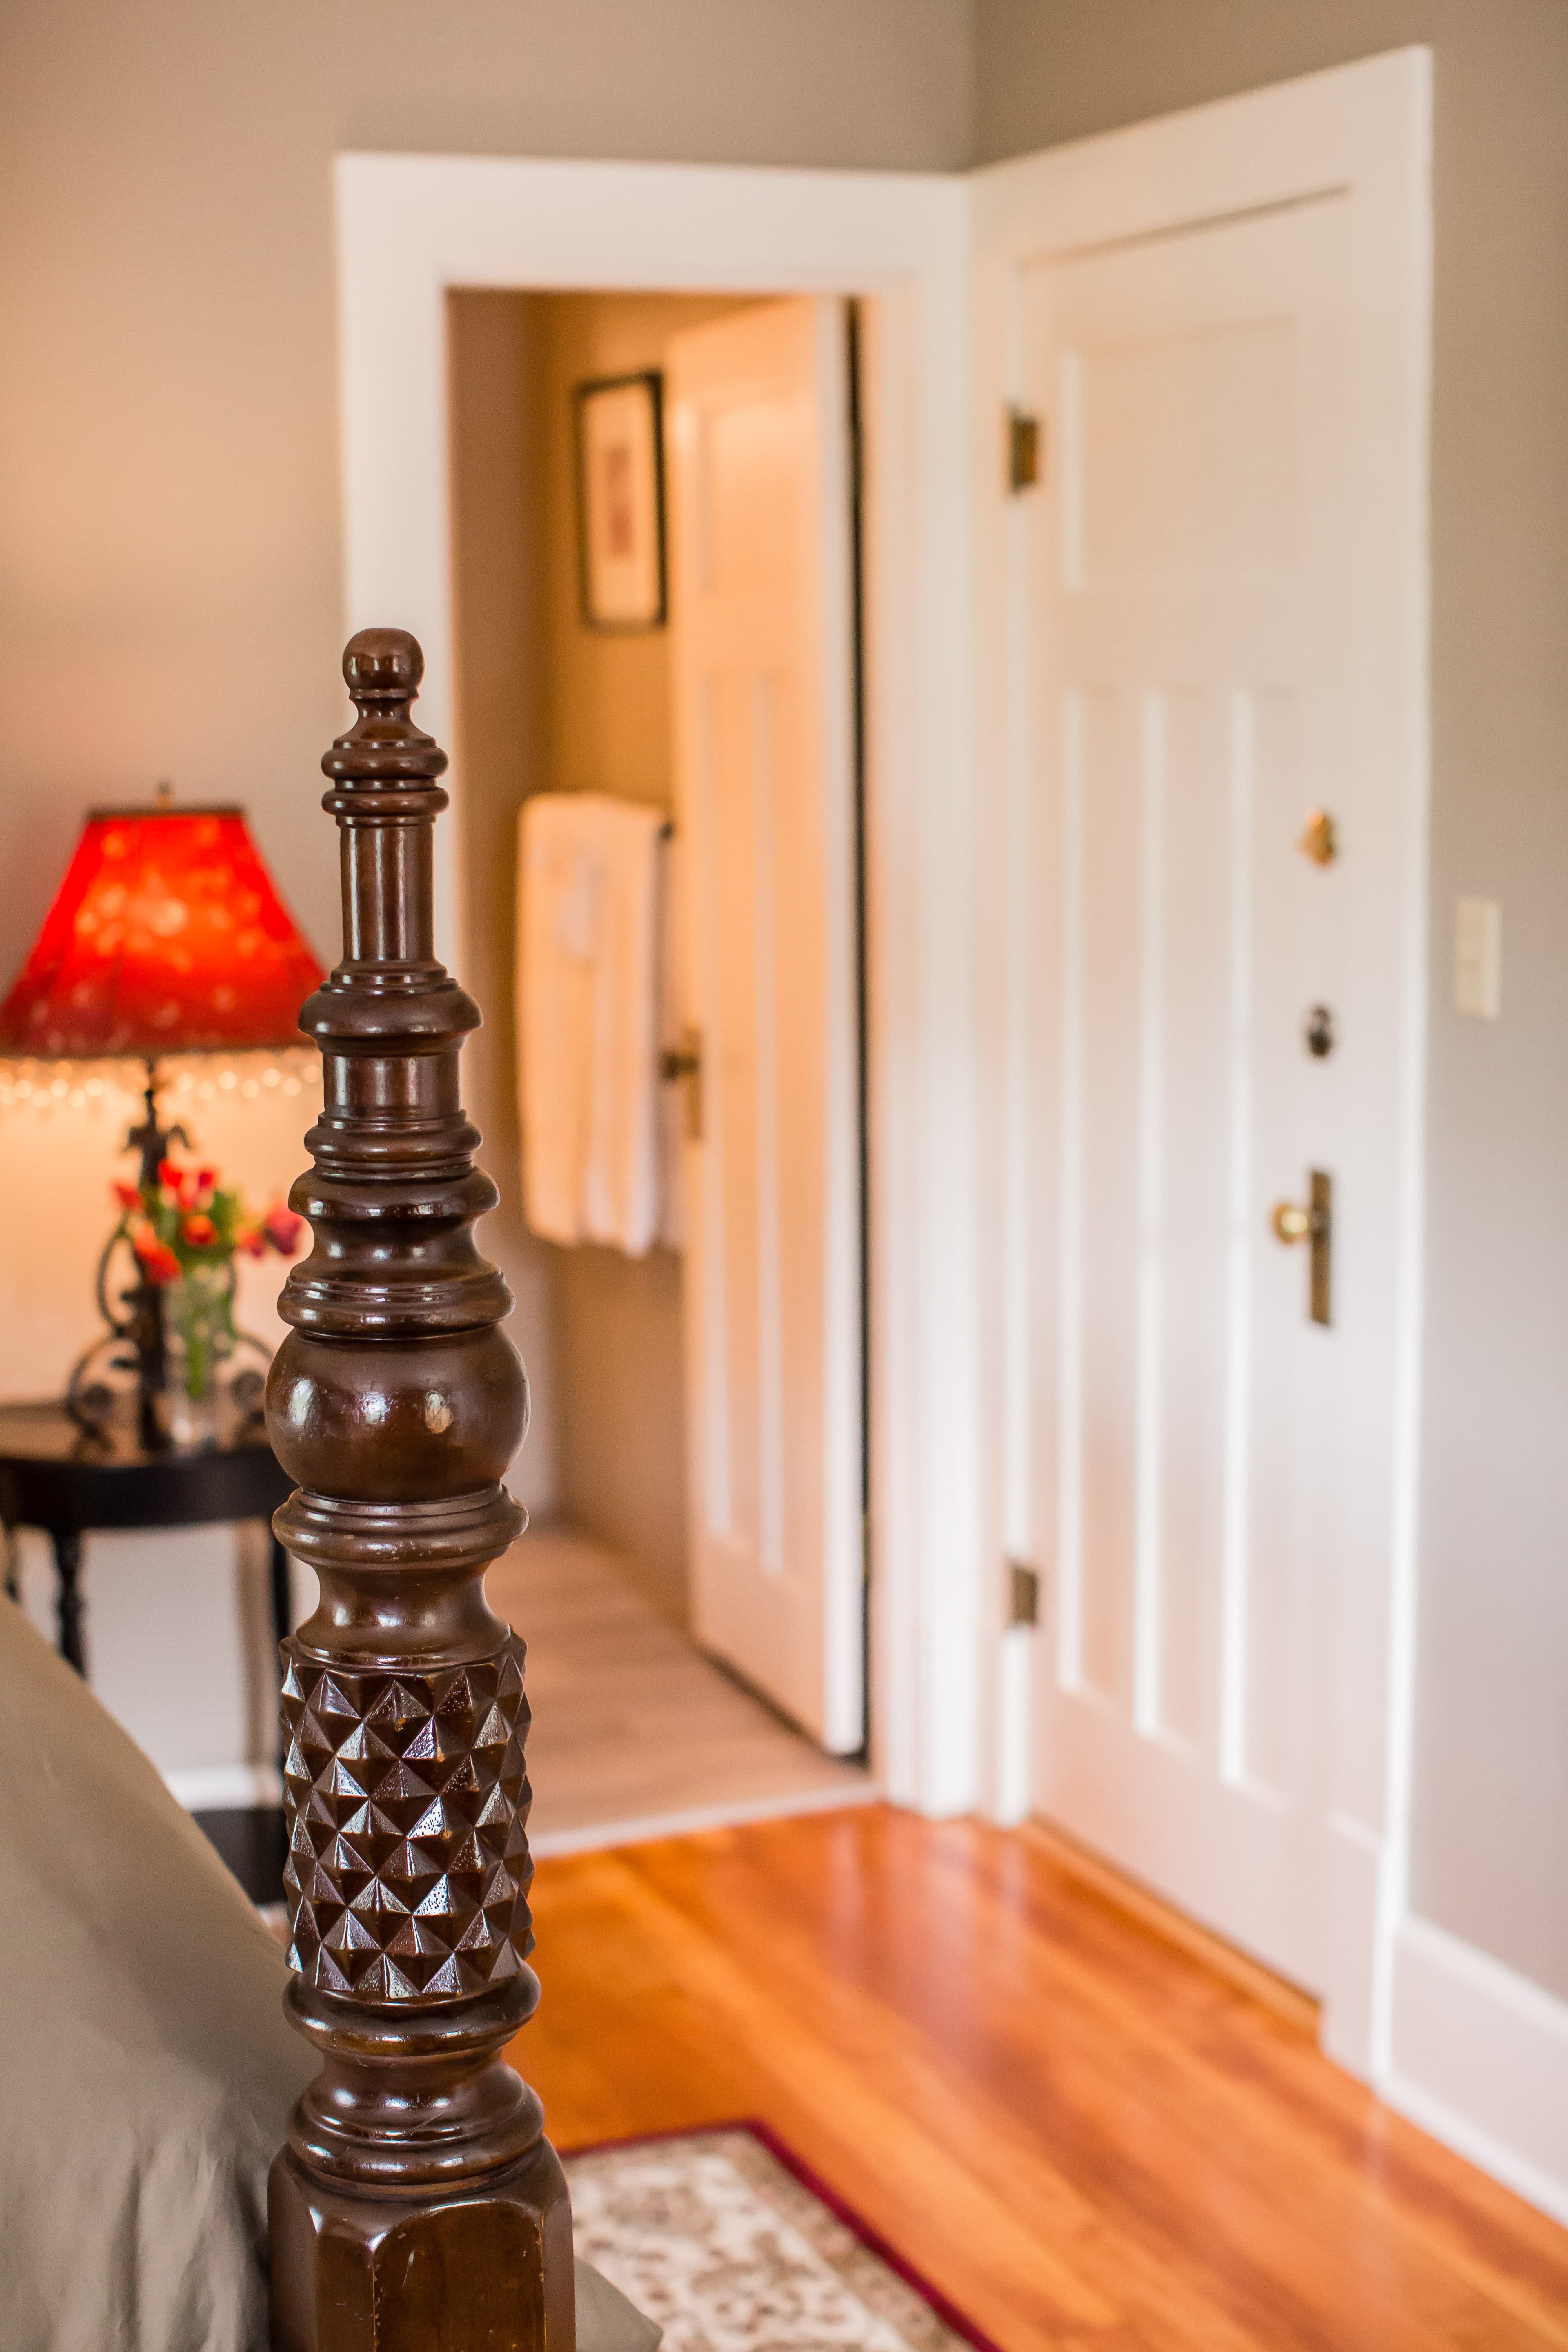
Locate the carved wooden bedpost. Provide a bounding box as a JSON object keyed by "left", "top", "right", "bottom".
{"left": 265, "top": 630, "right": 573, "bottom": 2352}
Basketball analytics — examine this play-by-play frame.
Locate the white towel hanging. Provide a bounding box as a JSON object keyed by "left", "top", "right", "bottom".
{"left": 517, "top": 792, "right": 667, "bottom": 1256}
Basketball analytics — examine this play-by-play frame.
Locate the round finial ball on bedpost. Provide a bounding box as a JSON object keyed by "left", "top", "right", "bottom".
{"left": 321, "top": 626, "right": 447, "bottom": 804}
{"left": 342, "top": 625, "right": 424, "bottom": 702}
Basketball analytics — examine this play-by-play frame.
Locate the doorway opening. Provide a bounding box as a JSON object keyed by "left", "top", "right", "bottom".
{"left": 448, "top": 287, "right": 874, "bottom": 1851}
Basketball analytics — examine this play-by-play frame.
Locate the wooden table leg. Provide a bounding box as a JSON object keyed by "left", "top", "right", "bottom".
{"left": 52, "top": 1528, "right": 87, "bottom": 1677}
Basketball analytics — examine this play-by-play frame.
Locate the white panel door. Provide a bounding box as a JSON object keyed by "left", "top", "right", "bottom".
{"left": 1007, "top": 197, "right": 1394, "bottom": 1994}
{"left": 665, "top": 297, "right": 862, "bottom": 1752}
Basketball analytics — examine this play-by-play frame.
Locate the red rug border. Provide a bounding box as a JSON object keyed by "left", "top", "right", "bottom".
{"left": 559, "top": 2116, "right": 1009, "bottom": 2352}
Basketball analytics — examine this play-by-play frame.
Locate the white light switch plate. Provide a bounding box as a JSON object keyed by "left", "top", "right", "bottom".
{"left": 1455, "top": 897, "right": 1502, "bottom": 1020}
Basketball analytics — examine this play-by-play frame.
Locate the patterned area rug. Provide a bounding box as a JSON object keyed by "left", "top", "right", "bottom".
{"left": 564, "top": 2124, "right": 1000, "bottom": 2351}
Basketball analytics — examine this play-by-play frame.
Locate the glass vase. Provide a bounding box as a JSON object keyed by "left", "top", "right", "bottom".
{"left": 163, "top": 1265, "right": 231, "bottom": 1450}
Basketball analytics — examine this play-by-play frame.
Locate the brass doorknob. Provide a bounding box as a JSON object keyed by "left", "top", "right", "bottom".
{"left": 1272, "top": 1201, "right": 1313, "bottom": 1244}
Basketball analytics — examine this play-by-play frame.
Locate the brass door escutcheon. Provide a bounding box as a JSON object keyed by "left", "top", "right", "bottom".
{"left": 1271, "top": 1168, "right": 1332, "bottom": 1325}
{"left": 1297, "top": 808, "right": 1338, "bottom": 866}
{"left": 1304, "top": 1003, "right": 1335, "bottom": 1058}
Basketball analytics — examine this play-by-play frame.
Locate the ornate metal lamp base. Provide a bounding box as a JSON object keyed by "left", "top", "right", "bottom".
{"left": 66, "top": 1057, "right": 269, "bottom": 1452}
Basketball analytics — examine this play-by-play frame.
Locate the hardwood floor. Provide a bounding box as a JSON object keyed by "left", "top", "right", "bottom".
{"left": 486, "top": 1528, "right": 871, "bottom": 1851}
{"left": 515, "top": 1806, "right": 1568, "bottom": 2351}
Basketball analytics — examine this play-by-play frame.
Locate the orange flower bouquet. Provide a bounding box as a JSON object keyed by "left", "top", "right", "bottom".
{"left": 111, "top": 1157, "right": 304, "bottom": 1407}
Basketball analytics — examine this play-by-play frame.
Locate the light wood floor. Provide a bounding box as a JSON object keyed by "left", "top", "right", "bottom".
{"left": 486, "top": 1527, "right": 871, "bottom": 1852}
{"left": 514, "top": 1806, "right": 1568, "bottom": 2352}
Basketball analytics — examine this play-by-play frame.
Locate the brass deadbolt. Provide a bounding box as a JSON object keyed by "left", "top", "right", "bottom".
{"left": 1298, "top": 808, "right": 1337, "bottom": 866}
{"left": 1270, "top": 1169, "right": 1333, "bottom": 1325}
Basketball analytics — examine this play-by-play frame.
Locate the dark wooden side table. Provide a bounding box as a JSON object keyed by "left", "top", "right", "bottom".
{"left": 0, "top": 1397, "right": 294, "bottom": 1686}
{"left": 0, "top": 1398, "right": 298, "bottom": 1904}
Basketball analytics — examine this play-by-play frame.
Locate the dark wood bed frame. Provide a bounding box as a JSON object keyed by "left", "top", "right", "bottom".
{"left": 264, "top": 630, "right": 572, "bottom": 2350}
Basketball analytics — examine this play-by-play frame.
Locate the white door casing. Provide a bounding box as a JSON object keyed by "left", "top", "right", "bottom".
{"left": 664, "top": 298, "right": 862, "bottom": 1750}
{"left": 972, "top": 52, "right": 1432, "bottom": 2074}
{"left": 333, "top": 155, "right": 979, "bottom": 1813}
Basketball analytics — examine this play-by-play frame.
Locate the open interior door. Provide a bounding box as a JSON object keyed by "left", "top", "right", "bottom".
{"left": 664, "top": 296, "right": 863, "bottom": 1753}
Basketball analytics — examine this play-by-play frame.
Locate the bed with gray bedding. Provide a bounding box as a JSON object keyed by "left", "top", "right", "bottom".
{"left": 0, "top": 1594, "right": 656, "bottom": 2352}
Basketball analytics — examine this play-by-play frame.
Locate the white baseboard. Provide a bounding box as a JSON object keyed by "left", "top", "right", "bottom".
{"left": 991, "top": 1625, "right": 1033, "bottom": 1827}
{"left": 1383, "top": 1913, "right": 1568, "bottom": 2225}
{"left": 1321, "top": 1812, "right": 1382, "bottom": 2080}
{"left": 528, "top": 1777, "right": 879, "bottom": 1860}
{"left": 164, "top": 1762, "right": 283, "bottom": 1812}
{"left": 165, "top": 1764, "right": 877, "bottom": 1853}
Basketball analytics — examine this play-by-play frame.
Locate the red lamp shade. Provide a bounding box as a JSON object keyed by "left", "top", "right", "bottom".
{"left": 0, "top": 804, "right": 325, "bottom": 1059}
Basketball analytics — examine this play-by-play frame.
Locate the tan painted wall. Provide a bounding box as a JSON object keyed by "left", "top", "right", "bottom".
{"left": 0, "top": 0, "right": 973, "bottom": 1770}
{"left": 973, "top": 0, "right": 1568, "bottom": 2001}
{"left": 448, "top": 291, "right": 560, "bottom": 1519}
{"left": 0, "top": 0, "right": 973, "bottom": 1145}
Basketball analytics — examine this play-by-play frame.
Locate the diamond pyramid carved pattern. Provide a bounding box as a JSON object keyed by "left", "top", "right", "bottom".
{"left": 280, "top": 1634, "right": 534, "bottom": 2001}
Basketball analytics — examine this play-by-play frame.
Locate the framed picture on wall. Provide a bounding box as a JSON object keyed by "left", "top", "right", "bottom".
{"left": 573, "top": 370, "right": 667, "bottom": 630}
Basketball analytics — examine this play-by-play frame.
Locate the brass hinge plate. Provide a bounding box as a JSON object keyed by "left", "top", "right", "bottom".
{"left": 1007, "top": 408, "right": 1042, "bottom": 494}
{"left": 1007, "top": 1559, "right": 1040, "bottom": 1627}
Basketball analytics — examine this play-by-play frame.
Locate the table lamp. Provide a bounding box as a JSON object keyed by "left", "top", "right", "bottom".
{"left": 0, "top": 789, "right": 324, "bottom": 1448}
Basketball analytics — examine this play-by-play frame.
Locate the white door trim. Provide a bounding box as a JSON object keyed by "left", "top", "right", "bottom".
{"left": 334, "top": 152, "right": 981, "bottom": 1813}
{"left": 971, "top": 47, "right": 1433, "bottom": 2079}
